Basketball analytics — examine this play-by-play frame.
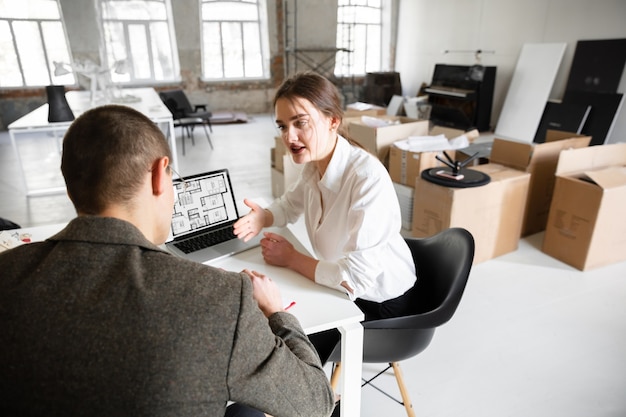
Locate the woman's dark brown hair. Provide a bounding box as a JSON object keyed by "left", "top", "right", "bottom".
{"left": 274, "top": 71, "right": 365, "bottom": 149}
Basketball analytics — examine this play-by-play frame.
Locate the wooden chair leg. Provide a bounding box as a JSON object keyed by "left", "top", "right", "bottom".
{"left": 391, "top": 362, "right": 415, "bottom": 417}
{"left": 330, "top": 362, "right": 342, "bottom": 391}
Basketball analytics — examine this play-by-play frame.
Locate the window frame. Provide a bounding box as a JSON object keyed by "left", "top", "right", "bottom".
{"left": 335, "top": 0, "right": 391, "bottom": 77}
{"left": 97, "top": 0, "right": 181, "bottom": 85}
{"left": 199, "top": 0, "right": 271, "bottom": 82}
{"left": 0, "top": 0, "right": 75, "bottom": 88}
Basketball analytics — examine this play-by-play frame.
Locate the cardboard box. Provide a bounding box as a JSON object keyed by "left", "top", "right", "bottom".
{"left": 271, "top": 154, "right": 304, "bottom": 198}
{"left": 344, "top": 102, "right": 387, "bottom": 117}
{"left": 542, "top": 143, "right": 626, "bottom": 270}
{"left": 389, "top": 147, "right": 455, "bottom": 187}
{"left": 347, "top": 116, "right": 429, "bottom": 163}
{"left": 412, "top": 163, "right": 530, "bottom": 264}
{"left": 388, "top": 126, "right": 479, "bottom": 187}
{"left": 271, "top": 167, "right": 284, "bottom": 198}
{"left": 273, "top": 136, "right": 287, "bottom": 172}
{"left": 489, "top": 131, "right": 591, "bottom": 236}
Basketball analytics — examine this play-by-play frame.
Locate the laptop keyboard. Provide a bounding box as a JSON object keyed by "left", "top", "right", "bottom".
{"left": 173, "top": 227, "right": 237, "bottom": 254}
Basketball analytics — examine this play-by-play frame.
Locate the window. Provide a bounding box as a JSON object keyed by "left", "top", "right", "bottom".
{"left": 98, "top": 0, "right": 180, "bottom": 83}
{"left": 335, "top": 0, "right": 390, "bottom": 76}
{"left": 0, "top": 0, "right": 75, "bottom": 87}
{"left": 200, "top": 0, "right": 270, "bottom": 80}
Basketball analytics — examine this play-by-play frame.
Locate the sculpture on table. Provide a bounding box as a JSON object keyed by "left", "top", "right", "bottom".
{"left": 53, "top": 59, "right": 128, "bottom": 106}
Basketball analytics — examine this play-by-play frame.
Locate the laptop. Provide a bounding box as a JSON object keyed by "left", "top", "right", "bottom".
{"left": 164, "top": 169, "right": 262, "bottom": 263}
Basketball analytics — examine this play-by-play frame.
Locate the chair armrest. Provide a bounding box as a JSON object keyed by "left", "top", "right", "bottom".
{"left": 193, "top": 104, "right": 208, "bottom": 112}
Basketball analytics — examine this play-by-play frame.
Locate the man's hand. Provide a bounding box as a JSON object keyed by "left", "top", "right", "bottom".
{"left": 242, "top": 269, "right": 284, "bottom": 317}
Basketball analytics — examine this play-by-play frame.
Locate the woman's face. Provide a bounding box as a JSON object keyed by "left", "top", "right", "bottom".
{"left": 275, "top": 96, "right": 338, "bottom": 166}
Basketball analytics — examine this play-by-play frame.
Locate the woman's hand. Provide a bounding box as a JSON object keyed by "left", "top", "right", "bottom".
{"left": 260, "top": 232, "right": 296, "bottom": 268}
{"left": 233, "top": 199, "right": 266, "bottom": 242}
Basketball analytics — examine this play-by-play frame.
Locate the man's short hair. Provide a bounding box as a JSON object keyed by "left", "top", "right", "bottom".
{"left": 61, "top": 105, "right": 172, "bottom": 215}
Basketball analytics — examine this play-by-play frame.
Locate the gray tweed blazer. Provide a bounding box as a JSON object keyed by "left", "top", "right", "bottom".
{"left": 0, "top": 216, "right": 334, "bottom": 417}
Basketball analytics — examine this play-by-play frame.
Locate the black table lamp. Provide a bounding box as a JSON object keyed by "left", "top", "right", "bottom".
{"left": 46, "top": 85, "right": 75, "bottom": 123}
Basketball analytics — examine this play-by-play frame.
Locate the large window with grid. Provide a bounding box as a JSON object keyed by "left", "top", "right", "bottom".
{"left": 98, "top": 0, "right": 180, "bottom": 83}
{"left": 335, "top": 0, "right": 390, "bottom": 76}
{"left": 200, "top": 0, "right": 270, "bottom": 80}
{"left": 0, "top": 0, "right": 75, "bottom": 88}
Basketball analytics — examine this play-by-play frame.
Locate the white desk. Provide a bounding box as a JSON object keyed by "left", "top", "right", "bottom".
{"left": 8, "top": 88, "right": 176, "bottom": 197}
{"left": 10, "top": 222, "right": 365, "bottom": 417}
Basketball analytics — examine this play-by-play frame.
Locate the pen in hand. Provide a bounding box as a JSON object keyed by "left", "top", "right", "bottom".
{"left": 284, "top": 301, "right": 296, "bottom": 311}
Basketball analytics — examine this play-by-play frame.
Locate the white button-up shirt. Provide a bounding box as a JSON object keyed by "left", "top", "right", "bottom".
{"left": 268, "top": 136, "right": 416, "bottom": 302}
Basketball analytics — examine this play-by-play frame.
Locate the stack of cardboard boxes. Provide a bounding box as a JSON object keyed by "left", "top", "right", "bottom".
{"left": 387, "top": 126, "right": 479, "bottom": 231}
{"left": 411, "top": 131, "right": 591, "bottom": 264}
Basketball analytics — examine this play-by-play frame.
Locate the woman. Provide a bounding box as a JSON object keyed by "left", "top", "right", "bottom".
{"left": 234, "top": 72, "right": 417, "bottom": 360}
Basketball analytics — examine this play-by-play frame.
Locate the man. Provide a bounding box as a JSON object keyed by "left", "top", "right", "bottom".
{"left": 0, "top": 105, "right": 335, "bottom": 417}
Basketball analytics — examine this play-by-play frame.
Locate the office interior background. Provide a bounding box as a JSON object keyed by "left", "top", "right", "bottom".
{"left": 1, "top": 1, "right": 626, "bottom": 416}
{"left": 1, "top": 0, "right": 626, "bottom": 139}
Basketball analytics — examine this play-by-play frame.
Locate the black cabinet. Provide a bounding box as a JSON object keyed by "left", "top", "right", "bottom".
{"left": 424, "top": 64, "right": 496, "bottom": 131}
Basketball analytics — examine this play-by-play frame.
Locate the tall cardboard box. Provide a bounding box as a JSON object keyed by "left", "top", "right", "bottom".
{"left": 412, "top": 163, "right": 530, "bottom": 264}
{"left": 347, "top": 116, "right": 429, "bottom": 163}
{"left": 542, "top": 143, "right": 626, "bottom": 270}
{"left": 489, "top": 131, "right": 591, "bottom": 236}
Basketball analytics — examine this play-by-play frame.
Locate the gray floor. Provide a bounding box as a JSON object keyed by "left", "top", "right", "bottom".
{"left": 2, "top": 116, "right": 626, "bottom": 416}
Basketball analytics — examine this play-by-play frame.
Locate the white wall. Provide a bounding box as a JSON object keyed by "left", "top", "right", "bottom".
{"left": 396, "top": 0, "right": 626, "bottom": 143}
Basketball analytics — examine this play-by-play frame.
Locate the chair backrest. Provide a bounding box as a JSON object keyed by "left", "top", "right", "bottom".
{"left": 365, "top": 227, "right": 474, "bottom": 330}
{"left": 327, "top": 228, "right": 474, "bottom": 364}
{"left": 159, "top": 90, "right": 193, "bottom": 117}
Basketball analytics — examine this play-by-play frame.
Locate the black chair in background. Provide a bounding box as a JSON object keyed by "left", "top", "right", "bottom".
{"left": 159, "top": 89, "right": 214, "bottom": 155}
{"left": 328, "top": 227, "right": 475, "bottom": 417}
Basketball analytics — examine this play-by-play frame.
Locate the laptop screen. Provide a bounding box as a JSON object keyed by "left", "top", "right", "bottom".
{"left": 169, "top": 169, "right": 240, "bottom": 240}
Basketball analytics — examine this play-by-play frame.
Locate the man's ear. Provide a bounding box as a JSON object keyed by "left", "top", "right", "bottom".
{"left": 151, "top": 156, "right": 170, "bottom": 196}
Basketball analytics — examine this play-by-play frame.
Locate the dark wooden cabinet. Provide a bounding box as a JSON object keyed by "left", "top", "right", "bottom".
{"left": 424, "top": 64, "right": 496, "bottom": 131}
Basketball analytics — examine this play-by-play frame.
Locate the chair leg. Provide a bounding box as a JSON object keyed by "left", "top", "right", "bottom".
{"left": 177, "top": 126, "right": 186, "bottom": 156}
{"left": 391, "top": 362, "right": 415, "bottom": 417}
{"left": 330, "top": 362, "right": 342, "bottom": 391}
{"left": 202, "top": 124, "right": 214, "bottom": 149}
{"left": 188, "top": 126, "right": 196, "bottom": 146}
{"left": 332, "top": 360, "right": 415, "bottom": 416}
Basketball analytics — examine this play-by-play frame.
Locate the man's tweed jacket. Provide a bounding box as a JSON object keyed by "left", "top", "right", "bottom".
{"left": 0, "top": 216, "right": 334, "bottom": 417}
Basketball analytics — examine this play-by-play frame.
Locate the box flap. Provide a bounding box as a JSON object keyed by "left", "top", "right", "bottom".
{"left": 556, "top": 143, "right": 626, "bottom": 176}
{"left": 489, "top": 138, "right": 532, "bottom": 170}
{"left": 544, "top": 129, "right": 589, "bottom": 143}
{"left": 583, "top": 166, "right": 626, "bottom": 189}
{"left": 528, "top": 136, "right": 591, "bottom": 166}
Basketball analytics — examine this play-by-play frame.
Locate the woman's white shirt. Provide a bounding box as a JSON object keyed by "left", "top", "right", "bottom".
{"left": 267, "top": 136, "right": 416, "bottom": 302}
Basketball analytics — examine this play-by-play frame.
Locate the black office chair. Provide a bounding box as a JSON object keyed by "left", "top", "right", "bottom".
{"left": 328, "top": 227, "right": 475, "bottom": 417}
{"left": 159, "top": 89, "right": 214, "bottom": 155}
